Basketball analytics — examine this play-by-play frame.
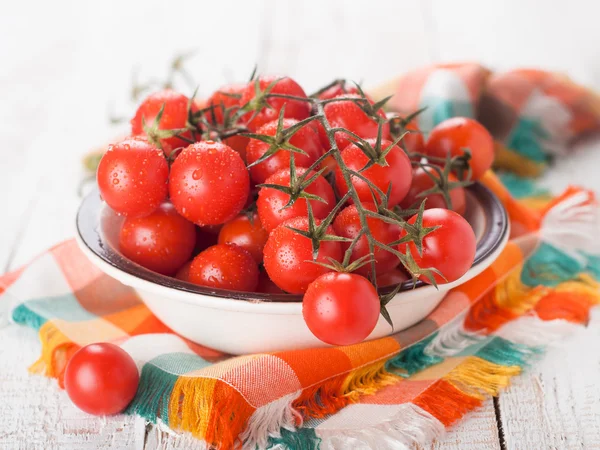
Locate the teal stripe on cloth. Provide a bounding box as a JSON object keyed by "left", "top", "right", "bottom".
{"left": 506, "top": 117, "right": 549, "bottom": 163}
{"left": 385, "top": 333, "right": 443, "bottom": 377}
{"left": 418, "top": 98, "right": 475, "bottom": 131}
{"left": 12, "top": 303, "right": 47, "bottom": 330}
{"left": 521, "top": 242, "right": 584, "bottom": 287}
{"left": 267, "top": 427, "right": 321, "bottom": 450}
{"left": 584, "top": 253, "right": 600, "bottom": 280}
{"left": 149, "top": 352, "right": 213, "bottom": 375}
{"left": 475, "top": 337, "right": 542, "bottom": 367}
{"left": 498, "top": 172, "right": 550, "bottom": 199}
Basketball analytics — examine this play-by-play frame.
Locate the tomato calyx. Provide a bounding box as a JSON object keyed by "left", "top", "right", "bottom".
{"left": 142, "top": 103, "right": 193, "bottom": 152}
{"left": 242, "top": 107, "right": 318, "bottom": 168}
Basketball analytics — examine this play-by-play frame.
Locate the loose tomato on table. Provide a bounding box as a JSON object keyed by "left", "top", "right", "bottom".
{"left": 189, "top": 244, "right": 259, "bottom": 292}
{"left": 399, "top": 166, "right": 466, "bottom": 215}
{"left": 333, "top": 202, "right": 399, "bottom": 277}
{"left": 240, "top": 75, "right": 311, "bottom": 132}
{"left": 64, "top": 343, "right": 139, "bottom": 416}
{"left": 131, "top": 89, "right": 196, "bottom": 149}
{"left": 318, "top": 94, "right": 390, "bottom": 151}
{"left": 334, "top": 138, "right": 413, "bottom": 207}
{"left": 217, "top": 213, "right": 269, "bottom": 264}
{"left": 257, "top": 168, "right": 335, "bottom": 233}
{"left": 169, "top": 141, "right": 250, "bottom": 226}
{"left": 263, "top": 217, "right": 343, "bottom": 294}
{"left": 302, "top": 272, "right": 380, "bottom": 345}
{"left": 425, "top": 117, "right": 494, "bottom": 181}
{"left": 97, "top": 136, "right": 169, "bottom": 218}
{"left": 119, "top": 203, "right": 196, "bottom": 276}
{"left": 397, "top": 208, "right": 476, "bottom": 284}
{"left": 246, "top": 118, "right": 324, "bottom": 184}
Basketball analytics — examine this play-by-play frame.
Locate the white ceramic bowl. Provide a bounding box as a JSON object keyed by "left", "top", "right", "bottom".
{"left": 76, "top": 184, "right": 509, "bottom": 354}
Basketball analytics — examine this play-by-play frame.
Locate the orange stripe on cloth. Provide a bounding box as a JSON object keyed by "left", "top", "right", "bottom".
{"left": 413, "top": 379, "right": 482, "bottom": 427}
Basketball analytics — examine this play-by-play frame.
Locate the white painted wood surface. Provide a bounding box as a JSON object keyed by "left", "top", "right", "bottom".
{"left": 2, "top": 1, "right": 600, "bottom": 448}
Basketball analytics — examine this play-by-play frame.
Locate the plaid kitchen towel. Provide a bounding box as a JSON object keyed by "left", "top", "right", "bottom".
{"left": 2, "top": 66, "right": 600, "bottom": 449}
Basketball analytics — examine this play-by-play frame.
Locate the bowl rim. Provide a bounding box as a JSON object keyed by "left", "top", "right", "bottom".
{"left": 76, "top": 182, "right": 509, "bottom": 304}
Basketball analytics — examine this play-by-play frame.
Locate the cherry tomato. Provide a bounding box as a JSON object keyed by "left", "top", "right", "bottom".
{"left": 376, "top": 268, "right": 410, "bottom": 287}
{"left": 335, "top": 138, "right": 412, "bottom": 207}
{"left": 401, "top": 121, "right": 425, "bottom": 154}
{"left": 205, "top": 83, "right": 245, "bottom": 125}
{"left": 169, "top": 141, "right": 250, "bottom": 226}
{"left": 257, "top": 168, "right": 335, "bottom": 232}
{"left": 131, "top": 90, "right": 195, "bottom": 149}
{"left": 240, "top": 76, "right": 311, "bottom": 131}
{"left": 302, "top": 272, "right": 380, "bottom": 345}
{"left": 246, "top": 118, "right": 324, "bottom": 184}
{"left": 218, "top": 213, "right": 269, "bottom": 264}
{"left": 319, "top": 94, "right": 390, "bottom": 150}
{"left": 224, "top": 134, "right": 250, "bottom": 162}
{"left": 263, "top": 217, "right": 343, "bottom": 294}
{"left": 256, "top": 270, "right": 285, "bottom": 294}
{"left": 119, "top": 203, "right": 196, "bottom": 275}
{"left": 425, "top": 117, "right": 494, "bottom": 181}
{"left": 64, "top": 343, "right": 139, "bottom": 416}
{"left": 399, "top": 166, "right": 466, "bottom": 215}
{"left": 175, "top": 260, "right": 193, "bottom": 281}
{"left": 97, "top": 136, "right": 168, "bottom": 218}
{"left": 398, "top": 208, "right": 476, "bottom": 284}
{"left": 317, "top": 82, "right": 360, "bottom": 101}
{"left": 333, "top": 202, "right": 399, "bottom": 277}
{"left": 189, "top": 244, "right": 259, "bottom": 291}
{"left": 194, "top": 226, "right": 219, "bottom": 255}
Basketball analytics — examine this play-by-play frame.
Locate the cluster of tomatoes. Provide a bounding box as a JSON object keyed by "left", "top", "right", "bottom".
{"left": 96, "top": 74, "right": 494, "bottom": 348}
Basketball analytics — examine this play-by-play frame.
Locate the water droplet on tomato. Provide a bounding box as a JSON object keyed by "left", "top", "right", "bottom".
{"left": 112, "top": 179, "right": 119, "bottom": 185}
{"left": 192, "top": 169, "right": 202, "bottom": 180}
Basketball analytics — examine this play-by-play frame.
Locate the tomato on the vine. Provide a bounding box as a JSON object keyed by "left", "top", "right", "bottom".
{"left": 97, "top": 136, "right": 169, "bottom": 218}
{"left": 246, "top": 118, "right": 324, "bottom": 184}
{"left": 399, "top": 166, "right": 466, "bottom": 215}
{"left": 425, "top": 117, "right": 494, "bottom": 181}
{"left": 302, "top": 272, "right": 380, "bottom": 345}
{"left": 131, "top": 90, "right": 195, "bottom": 149}
{"left": 240, "top": 76, "right": 311, "bottom": 132}
{"left": 335, "top": 138, "right": 413, "bottom": 207}
{"left": 376, "top": 268, "right": 410, "bottom": 287}
{"left": 218, "top": 213, "right": 268, "bottom": 264}
{"left": 398, "top": 208, "right": 476, "bottom": 284}
{"left": 205, "top": 83, "right": 245, "bottom": 124}
{"left": 317, "top": 82, "right": 360, "bottom": 101}
{"left": 257, "top": 168, "right": 335, "bottom": 232}
{"left": 169, "top": 141, "right": 250, "bottom": 226}
{"left": 333, "top": 202, "right": 399, "bottom": 277}
{"left": 319, "top": 94, "right": 390, "bottom": 150}
{"left": 263, "top": 217, "right": 343, "bottom": 294}
{"left": 400, "top": 121, "right": 425, "bottom": 154}
{"left": 119, "top": 203, "right": 196, "bottom": 275}
{"left": 189, "top": 244, "right": 259, "bottom": 292}
{"left": 64, "top": 343, "right": 139, "bottom": 416}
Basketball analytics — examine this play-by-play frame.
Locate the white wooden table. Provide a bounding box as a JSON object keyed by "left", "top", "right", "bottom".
{"left": 2, "top": 1, "right": 600, "bottom": 448}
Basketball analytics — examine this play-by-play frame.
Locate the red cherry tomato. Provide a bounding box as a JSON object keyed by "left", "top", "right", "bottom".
{"left": 205, "top": 83, "right": 245, "bottom": 125}
{"left": 224, "top": 134, "right": 250, "bottom": 162}
{"left": 189, "top": 244, "right": 259, "bottom": 291}
{"left": 263, "top": 217, "right": 343, "bottom": 294}
{"left": 319, "top": 94, "right": 390, "bottom": 150}
{"left": 376, "top": 268, "right": 410, "bottom": 287}
{"left": 119, "top": 203, "right": 196, "bottom": 275}
{"left": 398, "top": 208, "right": 476, "bottom": 284}
{"left": 64, "top": 343, "right": 139, "bottom": 416}
{"left": 218, "top": 213, "right": 269, "bottom": 264}
{"left": 317, "top": 82, "right": 360, "bottom": 101}
{"left": 335, "top": 138, "right": 413, "bottom": 207}
{"left": 246, "top": 118, "right": 324, "bottom": 184}
{"left": 302, "top": 272, "right": 380, "bottom": 345}
{"left": 193, "top": 226, "right": 220, "bottom": 255}
{"left": 333, "top": 202, "right": 399, "bottom": 277}
{"left": 169, "top": 141, "right": 250, "bottom": 226}
{"left": 399, "top": 166, "right": 466, "bottom": 215}
{"left": 257, "top": 168, "right": 335, "bottom": 233}
{"left": 425, "top": 117, "right": 494, "bottom": 181}
{"left": 131, "top": 90, "right": 196, "bottom": 149}
{"left": 256, "top": 270, "right": 285, "bottom": 294}
{"left": 175, "top": 260, "right": 193, "bottom": 281}
{"left": 401, "top": 121, "right": 425, "bottom": 154}
{"left": 97, "top": 136, "right": 168, "bottom": 218}
{"left": 240, "top": 76, "right": 311, "bottom": 132}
